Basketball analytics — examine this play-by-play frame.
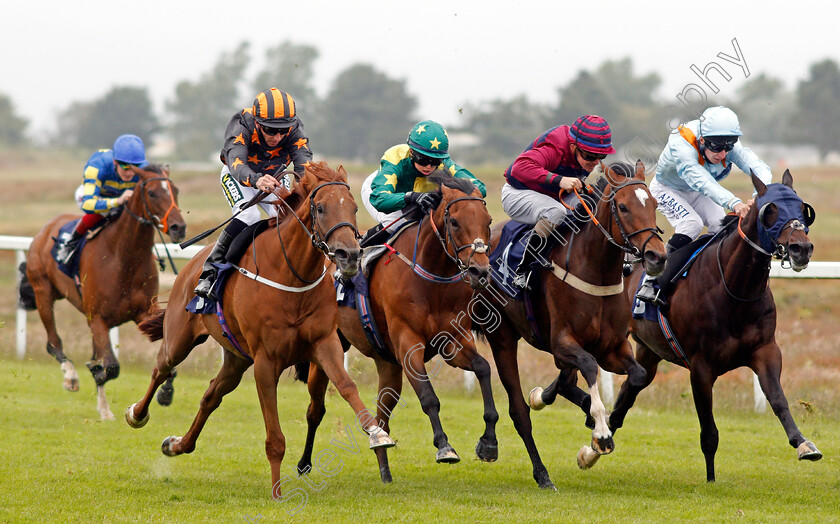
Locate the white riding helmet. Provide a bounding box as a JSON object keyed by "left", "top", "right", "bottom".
{"left": 700, "top": 106, "right": 743, "bottom": 137}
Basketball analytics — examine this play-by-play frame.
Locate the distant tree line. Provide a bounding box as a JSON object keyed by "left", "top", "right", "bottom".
{"left": 2, "top": 43, "right": 840, "bottom": 163}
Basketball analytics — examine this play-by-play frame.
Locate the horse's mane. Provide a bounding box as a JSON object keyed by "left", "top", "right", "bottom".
{"left": 143, "top": 163, "right": 167, "bottom": 175}
{"left": 428, "top": 171, "right": 476, "bottom": 195}
{"left": 280, "top": 161, "right": 346, "bottom": 217}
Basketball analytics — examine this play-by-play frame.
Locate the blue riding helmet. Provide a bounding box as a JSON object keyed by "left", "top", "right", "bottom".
{"left": 113, "top": 134, "right": 147, "bottom": 165}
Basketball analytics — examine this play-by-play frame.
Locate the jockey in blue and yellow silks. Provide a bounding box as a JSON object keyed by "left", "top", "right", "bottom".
{"left": 55, "top": 134, "right": 147, "bottom": 264}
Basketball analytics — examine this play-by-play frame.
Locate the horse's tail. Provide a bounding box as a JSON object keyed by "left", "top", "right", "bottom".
{"left": 293, "top": 361, "right": 310, "bottom": 384}
{"left": 138, "top": 308, "right": 166, "bottom": 342}
{"left": 17, "top": 262, "right": 37, "bottom": 311}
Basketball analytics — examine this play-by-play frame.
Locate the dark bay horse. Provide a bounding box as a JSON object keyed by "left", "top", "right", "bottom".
{"left": 125, "top": 162, "right": 394, "bottom": 499}
{"left": 572, "top": 170, "right": 821, "bottom": 481}
{"left": 296, "top": 173, "right": 497, "bottom": 483}
{"left": 475, "top": 161, "right": 667, "bottom": 489}
{"left": 20, "top": 164, "right": 185, "bottom": 420}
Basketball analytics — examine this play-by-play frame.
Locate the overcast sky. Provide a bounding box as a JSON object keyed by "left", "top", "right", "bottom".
{"left": 3, "top": 0, "right": 838, "bottom": 136}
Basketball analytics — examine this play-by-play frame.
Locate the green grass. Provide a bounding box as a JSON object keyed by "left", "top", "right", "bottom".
{"left": 1, "top": 357, "right": 838, "bottom": 523}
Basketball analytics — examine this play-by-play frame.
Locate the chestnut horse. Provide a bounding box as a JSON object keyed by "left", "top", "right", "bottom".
{"left": 296, "top": 173, "right": 497, "bottom": 483}
{"left": 20, "top": 164, "right": 185, "bottom": 420}
{"left": 125, "top": 162, "right": 395, "bottom": 499}
{"left": 563, "top": 170, "right": 821, "bottom": 481}
{"left": 475, "top": 161, "right": 667, "bottom": 489}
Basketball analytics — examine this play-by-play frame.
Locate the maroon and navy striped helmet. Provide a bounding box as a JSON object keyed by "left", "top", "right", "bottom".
{"left": 569, "top": 115, "right": 616, "bottom": 155}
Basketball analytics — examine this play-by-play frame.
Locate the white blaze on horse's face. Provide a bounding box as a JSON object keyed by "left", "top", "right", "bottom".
{"left": 634, "top": 188, "right": 649, "bottom": 207}
{"left": 161, "top": 180, "right": 170, "bottom": 194}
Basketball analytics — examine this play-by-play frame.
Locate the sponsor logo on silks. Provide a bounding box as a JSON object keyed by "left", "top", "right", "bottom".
{"left": 222, "top": 173, "right": 244, "bottom": 206}
{"left": 658, "top": 195, "right": 690, "bottom": 219}
{"left": 279, "top": 173, "right": 293, "bottom": 191}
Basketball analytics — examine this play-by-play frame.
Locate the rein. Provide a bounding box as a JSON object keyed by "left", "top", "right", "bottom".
{"left": 565, "top": 179, "right": 663, "bottom": 259}
{"left": 388, "top": 195, "right": 489, "bottom": 284}
{"left": 243, "top": 177, "right": 358, "bottom": 289}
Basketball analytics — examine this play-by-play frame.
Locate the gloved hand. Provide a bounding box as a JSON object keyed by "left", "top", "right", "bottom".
{"left": 404, "top": 191, "right": 442, "bottom": 213}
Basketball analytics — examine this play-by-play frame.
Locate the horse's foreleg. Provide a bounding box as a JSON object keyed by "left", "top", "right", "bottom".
{"left": 399, "top": 343, "right": 458, "bottom": 464}
{"left": 752, "top": 343, "right": 822, "bottom": 462}
{"left": 296, "top": 363, "right": 328, "bottom": 476}
{"left": 689, "top": 362, "right": 718, "bottom": 482}
{"left": 163, "top": 351, "right": 251, "bottom": 457}
{"left": 531, "top": 369, "right": 594, "bottom": 429}
{"left": 250, "top": 353, "right": 288, "bottom": 500}
{"left": 31, "top": 280, "right": 78, "bottom": 391}
{"left": 551, "top": 337, "right": 613, "bottom": 468}
{"left": 608, "top": 341, "right": 661, "bottom": 432}
{"left": 310, "top": 335, "right": 396, "bottom": 451}
{"left": 449, "top": 347, "right": 499, "bottom": 462}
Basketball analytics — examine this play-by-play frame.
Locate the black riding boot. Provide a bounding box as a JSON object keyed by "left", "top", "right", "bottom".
{"left": 512, "top": 218, "right": 555, "bottom": 290}
{"left": 636, "top": 233, "right": 692, "bottom": 306}
{"left": 194, "top": 219, "right": 246, "bottom": 300}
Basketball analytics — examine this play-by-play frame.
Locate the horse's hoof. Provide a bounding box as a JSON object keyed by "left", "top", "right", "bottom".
{"left": 63, "top": 378, "right": 80, "bottom": 392}
{"left": 529, "top": 387, "right": 546, "bottom": 410}
{"left": 125, "top": 403, "right": 149, "bottom": 429}
{"left": 100, "top": 409, "right": 116, "bottom": 421}
{"left": 592, "top": 435, "right": 615, "bottom": 455}
{"left": 367, "top": 426, "right": 396, "bottom": 449}
{"left": 161, "top": 436, "right": 182, "bottom": 457}
{"left": 577, "top": 446, "right": 601, "bottom": 469}
{"left": 534, "top": 468, "right": 556, "bottom": 490}
{"left": 797, "top": 441, "right": 823, "bottom": 461}
{"left": 475, "top": 439, "right": 498, "bottom": 462}
{"left": 380, "top": 467, "right": 393, "bottom": 484}
{"left": 157, "top": 385, "right": 175, "bottom": 407}
{"left": 436, "top": 446, "right": 460, "bottom": 464}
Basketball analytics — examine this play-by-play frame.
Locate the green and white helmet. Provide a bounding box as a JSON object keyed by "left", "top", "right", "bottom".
{"left": 407, "top": 120, "right": 449, "bottom": 159}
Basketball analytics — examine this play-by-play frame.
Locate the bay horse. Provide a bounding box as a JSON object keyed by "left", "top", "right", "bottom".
{"left": 564, "top": 169, "right": 821, "bottom": 481}
{"left": 125, "top": 161, "right": 395, "bottom": 499}
{"left": 296, "top": 173, "right": 497, "bottom": 484}
{"left": 20, "top": 164, "right": 185, "bottom": 420}
{"left": 475, "top": 161, "right": 667, "bottom": 489}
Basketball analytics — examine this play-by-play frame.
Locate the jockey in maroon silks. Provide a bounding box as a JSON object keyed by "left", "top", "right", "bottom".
{"left": 501, "top": 115, "right": 616, "bottom": 289}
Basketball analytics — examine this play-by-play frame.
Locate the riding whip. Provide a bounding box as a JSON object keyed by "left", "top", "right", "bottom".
{"left": 179, "top": 164, "right": 289, "bottom": 249}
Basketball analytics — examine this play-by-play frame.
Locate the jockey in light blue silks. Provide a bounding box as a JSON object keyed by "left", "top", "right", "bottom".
{"left": 636, "top": 105, "right": 773, "bottom": 305}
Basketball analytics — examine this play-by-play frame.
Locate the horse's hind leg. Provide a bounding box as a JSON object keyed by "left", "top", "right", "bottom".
{"left": 371, "top": 358, "right": 404, "bottom": 483}
{"left": 488, "top": 335, "right": 554, "bottom": 489}
{"left": 161, "top": 350, "right": 251, "bottom": 457}
{"left": 87, "top": 317, "right": 119, "bottom": 420}
{"left": 752, "top": 342, "right": 822, "bottom": 462}
{"left": 30, "top": 275, "right": 79, "bottom": 391}
{"left": 296, "top": 363, "right": 329, "bottom": 476}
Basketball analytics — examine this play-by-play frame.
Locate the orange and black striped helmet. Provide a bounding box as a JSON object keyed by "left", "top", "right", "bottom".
{"left": 252, "top": 88, "right": 297, "bottom": 128}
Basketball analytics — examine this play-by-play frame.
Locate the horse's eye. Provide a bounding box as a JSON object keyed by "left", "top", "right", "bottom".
{"left": 450, "top": 218, "right": 460, "bottom": 229}
{"left": 147, "top": 190, "right": 156, "bottom": 198}
{"left": 618, "top": 203, "right": 628, "bottom": 212}
{"left": 316, "top": 204, "right": 324, "bottom": 214}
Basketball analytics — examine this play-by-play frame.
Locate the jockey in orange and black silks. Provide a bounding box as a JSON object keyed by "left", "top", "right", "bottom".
{"left": 194, "top": 88, "right": 314, "bottom": 301}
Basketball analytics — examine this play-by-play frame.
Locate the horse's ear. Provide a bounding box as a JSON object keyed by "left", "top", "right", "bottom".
{"left": 634, "top": 159, "right": 646, "bottom": 182}
{"left": 782, "top": 169, "right": 793, "bottom": 189}
{"left": 162, "top": 164, "right": 171, "bottom": 177}
{"left": 751, "top": 170, "right": 768, "bottom": 197}
{"left": 337, "top": 164, "right": 347, "bottom": 176}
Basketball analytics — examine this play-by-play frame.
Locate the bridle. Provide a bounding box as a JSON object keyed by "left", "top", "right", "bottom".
{"left": 272, "top": 177, "right": 360, "bottom": 284}
{"left": 427, "top": 195, "right": 489, "bottom": 273}
{"left": 123, "top": 176, "right": 180, "bottom": 234}
{"left": 567, "top": 179, "right": 663, "bottom": 259}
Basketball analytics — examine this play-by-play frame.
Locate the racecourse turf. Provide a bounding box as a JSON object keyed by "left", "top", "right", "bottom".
{"left": 0, "top": 357, "right": 837, "bottom": 523}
